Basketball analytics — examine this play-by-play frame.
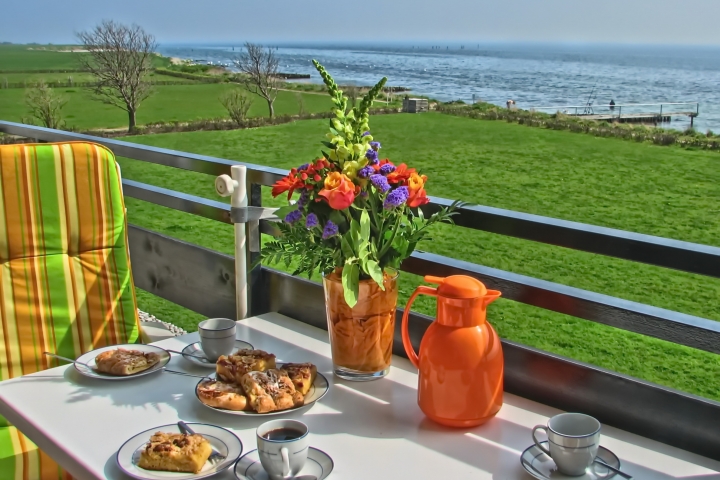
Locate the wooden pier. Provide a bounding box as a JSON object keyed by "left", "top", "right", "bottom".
{"left": 530, "top": 102, "right": 700, "bottom": 126}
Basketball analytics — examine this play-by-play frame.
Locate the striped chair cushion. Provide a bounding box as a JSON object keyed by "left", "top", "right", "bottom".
{"left": 0, "top": 142, "right": 140, "bottom": 479}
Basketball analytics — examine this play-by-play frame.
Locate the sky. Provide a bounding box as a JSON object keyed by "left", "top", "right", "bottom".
{"left": 3, "top": 0, "right": 720, "bottom": 46}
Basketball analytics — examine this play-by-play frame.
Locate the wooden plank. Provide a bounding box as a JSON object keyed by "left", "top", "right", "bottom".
{"left": 128, "top": 225, "right": 236, "bottom": 319}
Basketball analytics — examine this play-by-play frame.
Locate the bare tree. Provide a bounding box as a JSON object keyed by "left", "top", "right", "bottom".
{"left": 220, "top": 89, "right": 253, "bottom": 125}
{"left": 235, "top": 43, "right": 279, "bottom": 118}
{"left": 25, "top": 81, "right": 66, "bottom": 129}
{"left": 76, "top": 20, "right": 157, "bottom": 131}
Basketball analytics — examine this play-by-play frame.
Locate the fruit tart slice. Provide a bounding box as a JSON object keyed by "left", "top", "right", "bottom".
{"left": 240, "top": 369, "right": 304, "bottom": 413}
{"left": 281, "top": 363, "right": 317, "bottom": 396}
{"left": 216, "top": 349, "right": 276, "bottom": 384}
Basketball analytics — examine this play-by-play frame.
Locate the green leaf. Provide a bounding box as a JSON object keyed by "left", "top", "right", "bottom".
{"left": 321, "top": 141, "right": 335, "bottom": 150}
{"left": 341, "top": 234, "right": 355, "bottom": 259}
{"left": 274, "top": 204, "right": 297, "bottom": 221}
{"left": 342, "top": 263, "right": 359, "bottom": 307}
{"left": 350, "top": 218, "right": 361, "bottom": 243}
{"left": 360, "top": 209, "right": 370, "bottom": 239}
{"left": 329, "top": 127, "right": 339, "bottom": 136}
{"left": 366, "top": 260, "right": 385, "bottom": 291}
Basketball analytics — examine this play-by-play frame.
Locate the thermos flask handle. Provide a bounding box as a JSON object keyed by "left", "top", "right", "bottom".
{"left": 402, "top": 286, "right": 437, "bottom": 369}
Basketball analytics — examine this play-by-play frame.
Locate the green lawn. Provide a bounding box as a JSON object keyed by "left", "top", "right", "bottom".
{"left": 116, "top": 113, "right": 720, "bottom": 401}
{"left": 0, "top": 44, "right": 170, "bottom": 71}
{"left": 0, "top": 84, "right": 333, "bottom": 129}
{"left": 0, "top": 71, "right": 199, "bottom": 85}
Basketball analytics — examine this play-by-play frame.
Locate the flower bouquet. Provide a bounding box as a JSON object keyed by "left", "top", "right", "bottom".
{"left": 262, "top": 61, "right": 459, "bottom": 380}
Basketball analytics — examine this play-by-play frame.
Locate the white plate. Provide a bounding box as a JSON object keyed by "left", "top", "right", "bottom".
{"left": 117, "top": 422, "right": 243, "bottom": 480}
{"left": 74, "top": 344, "right": 170, "bottom": 380}
{"left": 195, "top": 367, "right": 330, "bottom": 416}
{"left": 521, "top": 441, "right": 622, "bottom": 479}
{"left": 181, "top": 340, "right": 254, "bottom": 368}
{"left": 234, "top": 447, "right": 334, "bottom": 480}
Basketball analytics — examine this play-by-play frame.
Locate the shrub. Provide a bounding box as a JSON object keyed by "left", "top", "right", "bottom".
{"left": 220, "top": 89, "right": 253, "bottom": 125}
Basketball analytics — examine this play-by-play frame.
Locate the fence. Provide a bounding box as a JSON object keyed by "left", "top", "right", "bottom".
{"left": 1, "top": 120, "right": 719, "bottom": 461}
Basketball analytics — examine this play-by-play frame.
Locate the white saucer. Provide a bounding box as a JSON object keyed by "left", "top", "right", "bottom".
{"left": 195, "top": 369, "right": 330, "bottom": 416}
{"left": 181, "top": 340, "right": 254, "bottom": 368}
{"left": 74, "top": 344, "right": 170, "bottom": 381}
{"left": 521, "top": 441, "right": 622, "bottom": 479}
{"left": 234, "top": 447, "right": 333, "bottom": 480}
{"left": 117, "top": 422, "right": 243, "bottom": 480}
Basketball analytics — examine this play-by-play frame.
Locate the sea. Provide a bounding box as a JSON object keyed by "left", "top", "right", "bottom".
{"left": 157, "top": 43, "right": 720, "bottom": 132}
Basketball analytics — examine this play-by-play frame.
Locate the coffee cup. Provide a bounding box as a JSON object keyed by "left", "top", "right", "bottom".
{"left": 256, "top": 419, "right": 309, "bottom": 479}
{"left": 198, "top": 318, "right": 237, "bottom": 362}
{"left": 532, "top": 413, "right": 601, "bottom": 476}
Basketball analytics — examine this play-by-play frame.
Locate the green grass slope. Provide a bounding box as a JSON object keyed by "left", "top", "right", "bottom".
{"left": 0, "top": 84, "right": 332, "bottom": 129}
{"left": 116, "top": 113, "right": 720, "bottom": 400}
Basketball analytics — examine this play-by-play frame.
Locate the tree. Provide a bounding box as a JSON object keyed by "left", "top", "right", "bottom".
{"left": 220, "top": 89, "right": 253, "bottom": 125}
{"left": 76, "top": 20, "right": 157, "bottom": 131}
{"left": 235, "top": 43, "right": 279, "bottom": 118}
{"left": 25, "top": 81, "right": 66, "bottom": 129}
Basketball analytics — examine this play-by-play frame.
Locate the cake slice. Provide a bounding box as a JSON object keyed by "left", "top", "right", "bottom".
{"left": 216, "top": 349, "right": 276, "bottom": 384}
{"left": 281, "top": 363, "right": 317, "bottom": 396}
{"left": 95, "top": 349, "right": 160, "bottom": 376}
{"left": 240, "top": 369, "right": 304, "bottom": 413}
{"left": 197, "top": 379, "right": 249, "bottom": 411}
{"left": 137, "top": 432, "right": 212, "bottom": 473}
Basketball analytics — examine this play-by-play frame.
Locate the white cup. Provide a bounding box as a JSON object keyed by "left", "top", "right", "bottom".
{"left": 198, "top": 318, "right": 236, "bottom": 362}
{"left": 256, "top": 419, "right": 309, "bottom": 479}
{"left": 532, "top": 413, "right": 601, "bottom": 476}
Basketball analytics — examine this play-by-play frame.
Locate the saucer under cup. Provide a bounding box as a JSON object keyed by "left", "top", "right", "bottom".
{"left": 182, "top": 340, "right": 253, "bottom": 368}
{"left": 521, "top": 442, "right": 622, "bottom": 480}
{"left": 234, "top": 447, "right": 334, "bottom": 480}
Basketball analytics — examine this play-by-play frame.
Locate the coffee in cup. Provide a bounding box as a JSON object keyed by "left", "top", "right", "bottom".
{"left": 256, "top": 419, "right": 309, "bottom": 479}
{"left": 532, "top": 412, "right": 601, "bottom": 476}
{"left": 198, "top": 318, "right": 236, "bottom": 362}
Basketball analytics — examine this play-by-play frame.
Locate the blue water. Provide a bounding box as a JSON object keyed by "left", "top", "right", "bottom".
{"left": 158, "top": 43, "right": 720, "bottom": 132}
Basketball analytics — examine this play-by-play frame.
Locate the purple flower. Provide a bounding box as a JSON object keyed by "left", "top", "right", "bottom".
{"left": 358, "top": 165, "right": 374, "bottom": 178}
{"left": 383, "top": 187, "right": 409, "bottom": 209}
{"left": 298, "top": 163, "right": 310, "bottom": 171}
{"left": 297, "top": 190, "right": 310, "bottom": 208}
{"left": 362, "top": 131, "right": 371, "bottom": 136}
{"left": 379, "top": 163, "right": 395, "bottom": 175}
{"left": 360, "top": 191, "right": 369, "bottom": 198}
{"left": 284, "top": 209, "right": 303, "bottom": 225}
{"left": 370, "top": 141, "right": 381, "bottom": 151}
{"left": 322, "top": 220, "right": 339, "bottom": 239}
{"left": 305, "top": 213, "right": 318, "bottom": 228}
{"left": 365, "top": 148, "right": 379, "bottom": 164}
{"left": 370, "top": 174, "right": 391, "bottom": 193}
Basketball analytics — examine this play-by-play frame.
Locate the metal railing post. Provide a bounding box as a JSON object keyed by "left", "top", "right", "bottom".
{"left": 247, "top": 183, "right": 263, "bottom": 316}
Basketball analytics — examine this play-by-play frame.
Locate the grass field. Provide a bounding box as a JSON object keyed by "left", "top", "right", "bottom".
{"left": 0, "top": 84, "right": 332, "bottom": 129}
{"left": 115, "top": 113, "right": 720, "bottom": 401}
{"left": 0, "top": 71, "right": 199, "bottom": 84}
{"left": 0, "top": 44, "right": 170, "bottom": 71}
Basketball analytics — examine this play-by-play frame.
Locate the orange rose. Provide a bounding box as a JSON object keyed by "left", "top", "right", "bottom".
{"left": 407, "top": 172, "right": 430, "bottom": 207}
{"left": 319, "top": 172, "right": 356, "bottom": 210}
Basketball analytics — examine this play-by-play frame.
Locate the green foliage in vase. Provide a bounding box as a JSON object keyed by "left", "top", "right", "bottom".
{"left": 261, "top": 61, "right": 461, "bottom": 306}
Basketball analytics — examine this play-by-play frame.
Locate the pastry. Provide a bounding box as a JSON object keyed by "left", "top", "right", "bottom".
{"left": 216, "top": 349, "right": 276, "bottom": 384}
{"left": 281, "top": 363, "right": 317, "bottom": 396}
{"left": 196, "top": 379, "right": 248, "bottom": 411}
{"left": 94, "top": 348, "right": 160, "bottom": 376}
{"left": 240, "top": 369, "right": 304, "bottom": 413}
{"left": 137, "top": 432, "right": 212, "bottom": 473}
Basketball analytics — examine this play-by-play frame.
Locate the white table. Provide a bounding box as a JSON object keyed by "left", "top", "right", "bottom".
{"left": 1, "top": 313, "right": 719, "bottom": 480}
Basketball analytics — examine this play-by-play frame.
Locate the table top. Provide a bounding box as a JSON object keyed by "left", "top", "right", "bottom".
{"left": 1, "top": 313, "right": 719, "bottom": 480}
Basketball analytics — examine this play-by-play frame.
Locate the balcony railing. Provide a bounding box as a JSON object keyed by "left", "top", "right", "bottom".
{"left": 2, "top": 120, "right": 720, "bottom": 461}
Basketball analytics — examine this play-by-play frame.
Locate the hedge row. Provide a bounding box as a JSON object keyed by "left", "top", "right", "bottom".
{"left": 437, "top": 103, "right": 720, "bottom": 151}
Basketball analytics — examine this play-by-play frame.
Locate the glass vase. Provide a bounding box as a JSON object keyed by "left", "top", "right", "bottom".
{"left": 322, "top": 268, "right": 399, "bottom": 381}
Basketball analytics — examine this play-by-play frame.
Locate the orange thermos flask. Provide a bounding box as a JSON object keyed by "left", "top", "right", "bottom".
{"left": 401, "top": 275, "right": 504, "bottom": 427}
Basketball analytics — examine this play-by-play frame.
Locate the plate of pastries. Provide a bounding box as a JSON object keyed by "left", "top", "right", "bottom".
{"left": 74, "top": 344, "right": 171, "bottom": 380}
{"left": 117, "top": 422, "right": 242, "bottom": 480}
{"left": 195, "top": 349, "right": 328, "bottom": 415}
